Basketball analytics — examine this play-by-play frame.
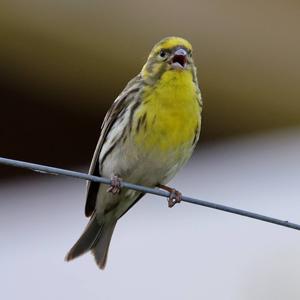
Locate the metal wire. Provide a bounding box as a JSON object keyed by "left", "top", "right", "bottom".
{"left": 0, "top": 156, "right": 300, "bottom": 231}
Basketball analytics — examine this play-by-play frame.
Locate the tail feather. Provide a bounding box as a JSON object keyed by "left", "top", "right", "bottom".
{"left": 65, "top": 213, "right": 101, "bottom": 261}
{"left": 65, "top": 214, "right": 117, "bottom": 270}
{"left": 92, "top": 222, "right": 116, "bottom": 269}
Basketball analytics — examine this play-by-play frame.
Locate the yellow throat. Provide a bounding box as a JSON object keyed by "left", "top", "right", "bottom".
{"left": 133, "top": 69, "right": 201, "bottom": 153}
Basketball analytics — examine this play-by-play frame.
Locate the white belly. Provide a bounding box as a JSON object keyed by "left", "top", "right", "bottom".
{"left": 101, "top": 132, "right": 193, "bottom": 186}
{"left": 95, "top": 132, "right": 194, "bottom": 221}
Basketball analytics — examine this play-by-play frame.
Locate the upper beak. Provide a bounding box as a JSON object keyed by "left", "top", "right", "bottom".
{"left": 171, "top": 48, "right": 188, "bottom": 69}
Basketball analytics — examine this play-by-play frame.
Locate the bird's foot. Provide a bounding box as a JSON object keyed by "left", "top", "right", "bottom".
{"left": 168, "top": 189, "right": 182, "bottom": 208}
{"left": 158, "top": 184, "right": 182, "bottom": 208}
{"left": 107, "top": 175, "right": 123, "bottom": 195}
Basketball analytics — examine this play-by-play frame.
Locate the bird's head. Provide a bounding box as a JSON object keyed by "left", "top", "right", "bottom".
{"left": 141, "top": 37, "right": 196, "bottom": 82}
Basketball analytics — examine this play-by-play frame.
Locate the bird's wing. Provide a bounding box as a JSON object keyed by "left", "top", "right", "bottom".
{"left": 85, "top": 74, "right": 143, "bottom": 217}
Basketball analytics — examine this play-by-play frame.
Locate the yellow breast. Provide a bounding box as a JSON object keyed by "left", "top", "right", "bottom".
{"left": 133, "top": 70, "right": 201, "bottom": 154}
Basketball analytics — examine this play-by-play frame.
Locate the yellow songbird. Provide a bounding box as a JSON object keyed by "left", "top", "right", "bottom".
{"left": 65, "top": 37, "right": 203, "bottom": 269}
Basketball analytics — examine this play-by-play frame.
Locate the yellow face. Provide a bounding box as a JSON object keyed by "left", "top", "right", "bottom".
{"left": 141, "top": 37, "right": 196, "bottom": 82}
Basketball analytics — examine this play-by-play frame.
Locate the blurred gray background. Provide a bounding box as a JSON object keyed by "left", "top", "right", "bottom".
{"left": 1, "top": 0, "right": 300, "bottom": 299}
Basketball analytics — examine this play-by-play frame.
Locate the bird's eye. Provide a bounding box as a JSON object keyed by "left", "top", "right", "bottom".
{"left": 159, "top": 49, "right": 167, "bottom": 58}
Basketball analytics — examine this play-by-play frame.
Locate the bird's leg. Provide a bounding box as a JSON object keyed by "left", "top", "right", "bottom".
{"left": 107, "top": 175, "right": 123, "bottom": 195}
{"left": 157, "top": 184, "right": 182, "bottom": 208}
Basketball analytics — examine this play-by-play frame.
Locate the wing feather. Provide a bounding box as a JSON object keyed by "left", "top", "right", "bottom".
{"left": 85, "top": 74, "right": 143, "bottom": 217}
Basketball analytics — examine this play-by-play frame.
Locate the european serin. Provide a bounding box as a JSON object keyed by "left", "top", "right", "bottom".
{"left": 65, "top": 36, "right": 203, "bottom": 269}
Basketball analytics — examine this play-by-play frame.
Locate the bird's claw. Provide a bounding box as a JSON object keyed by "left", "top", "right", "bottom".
{"left": 107, "top": 175, "right": 122, "bottom": 195}
{"left": 168, "top": 189, "right": 182, "bottom": 208}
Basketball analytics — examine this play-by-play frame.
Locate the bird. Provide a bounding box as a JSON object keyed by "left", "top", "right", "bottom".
{"left": 65, "top": 36, "right": 203, "bottom": 269}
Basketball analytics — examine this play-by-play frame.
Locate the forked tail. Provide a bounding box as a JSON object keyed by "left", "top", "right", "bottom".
{"left": 65, "top": 213, "right": 116, "bottom": 269}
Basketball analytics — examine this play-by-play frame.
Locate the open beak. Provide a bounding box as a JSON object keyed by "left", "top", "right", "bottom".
{"left": 171, "top": 48, "right": 187, "bottom": 69}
